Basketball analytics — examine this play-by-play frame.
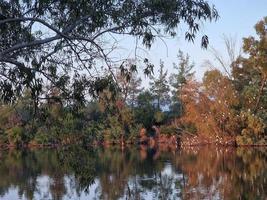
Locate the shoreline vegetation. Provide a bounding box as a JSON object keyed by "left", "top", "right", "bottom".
{"left": 1, "top": 141, "right": 267, "bottom": 150}
{"left": 0, "top": 17, "right": 266, "bottom": 149}
{"left": 1, "top": 131, "right": 267, "bottom": 149}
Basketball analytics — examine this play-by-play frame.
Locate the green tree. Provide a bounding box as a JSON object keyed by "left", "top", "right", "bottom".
{"left": 241, "top": 17, "right": 267, "bottom": 111}
{"left": 116, "top": 69, "right": 143, "bottom": 108}
{"left": 169, "top": 50, "right": 195, "bottom": 117}
{"left": 150, "top": 61, "right": 170, "bottom": 110}
{"left": 0, "top": 0, "right": 218, "bottom": 102}
{"left": 232, "top": 17, "right": 267, "bottom": 144}
{"left": 127, "top": 74, "right": 143, "bottom": 108}
{"left": 135, "top": 91, "right": 156, "bottom": 130}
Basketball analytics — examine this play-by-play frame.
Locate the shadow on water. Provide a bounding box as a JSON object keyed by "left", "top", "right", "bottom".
{"left": 0, "top": 146, "right": 266, "bottom": 200}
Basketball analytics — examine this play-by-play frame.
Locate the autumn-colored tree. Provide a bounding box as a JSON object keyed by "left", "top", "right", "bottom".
{"left": 179, "top": 69, "right": 240, "bottom": 139}
{"left": 179, "top": 17, "right": 267, "bottom": 145}
{"left": 179, "top": 78, "right": 218, "bottom": 137}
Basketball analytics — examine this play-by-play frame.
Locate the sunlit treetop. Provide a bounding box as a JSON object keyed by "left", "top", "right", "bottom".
{"left": 243, "top": 16, "right": 267, "bottom": 76}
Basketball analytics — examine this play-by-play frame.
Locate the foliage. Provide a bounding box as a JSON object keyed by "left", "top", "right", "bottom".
{"left": 6, "top": 126, "right": 25, "bottom": 146}
{"left": 159, "top": 124, "right": 178, "bottom": 136}
{"left": 149, "top": 61, "right": 170, "bottom": 110}
{"left": 169, "top": 50, "right": 195, "bottom": 96}
{"left": 169, "top": 50, "right": 195, "bottom": 117}
{"left": 134, "top": 91, "right": 157, "bottom": 131}
{"left": 179, "top": 17, "right": 267, "bottom": 145}
{"left": 0, "top": 17, "right": 266, "bottom": 146}
{"left": 236, "top": 111, "right": 266, "bottom": 145}
{"left": 127, "top": 74, "right": 143, "bottom": 108}
{"left": 0, "top": 0, "right": 218, "bottom": 102}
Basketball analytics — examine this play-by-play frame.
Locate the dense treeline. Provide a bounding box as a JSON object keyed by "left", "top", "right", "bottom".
{"left": 0, "top": 17, "right": 266, "bottom": 147}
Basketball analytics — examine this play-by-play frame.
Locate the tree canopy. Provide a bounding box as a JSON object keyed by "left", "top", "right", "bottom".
{"left": 0, "top": 0, "right": 218, "bottom": 103}
{"left": 150, "top": 61, "right": 170, "bottom": 109}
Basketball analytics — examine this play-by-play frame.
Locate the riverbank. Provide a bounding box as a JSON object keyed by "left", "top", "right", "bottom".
{"left": 1, "top": 133, "right": 267, "bottom": 149}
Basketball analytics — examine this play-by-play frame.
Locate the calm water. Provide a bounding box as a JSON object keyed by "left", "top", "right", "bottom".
{"left": 0, "top": 146, "right": 266, "bottom": 200}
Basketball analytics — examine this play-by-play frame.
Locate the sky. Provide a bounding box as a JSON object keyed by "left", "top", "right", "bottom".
{"left": 110, "top": 0, "right": 267, "bottom": 87}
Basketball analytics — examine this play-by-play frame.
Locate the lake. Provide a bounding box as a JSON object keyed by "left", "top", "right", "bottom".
{"left": 0, "top": 146, "right": 266, "bottom": 200}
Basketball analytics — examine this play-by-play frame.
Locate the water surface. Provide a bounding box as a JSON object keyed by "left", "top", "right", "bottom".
{"left": 0, "top": 146, "right": 266, "bottom": 200}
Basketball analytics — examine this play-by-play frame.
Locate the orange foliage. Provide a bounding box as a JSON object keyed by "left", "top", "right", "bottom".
{"left": 180, "top": 72, "right": 240, "bottom": 138}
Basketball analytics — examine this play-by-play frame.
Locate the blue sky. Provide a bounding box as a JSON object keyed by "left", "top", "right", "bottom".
{"left": 111, "top": 0, "right": 267, "bottom": 86}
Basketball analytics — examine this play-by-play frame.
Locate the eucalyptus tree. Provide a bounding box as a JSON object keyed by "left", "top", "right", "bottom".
{"left": 116, "top": 61, "right": 143, "bottom": 107}
{"left": 0, "top": 0, "right": 218, "bottom": 103}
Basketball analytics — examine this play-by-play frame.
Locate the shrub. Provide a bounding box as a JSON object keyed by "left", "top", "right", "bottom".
{"left": 6, "top": 126, "right": 25, "bottom": 146}
{"left": 236, "top": 111, "right": 266, "bottom": 145}
{"left": 160, "top": 125, "right": 178, "bottom": 136}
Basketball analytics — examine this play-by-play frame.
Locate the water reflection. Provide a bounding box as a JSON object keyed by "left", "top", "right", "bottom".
{"left": 0, "top": 146, "right": 266, "bottom": 200}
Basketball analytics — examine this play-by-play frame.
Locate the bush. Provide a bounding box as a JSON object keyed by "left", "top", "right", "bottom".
{"left": 160, "top": 125, "right": 178, "bottom": 136}
{"left": 182, "top": 123, "right": 197, "bottom": 135}
{"left": 127, "top": 124, "right": 142, "bottom": 142}
{"left": 236, "top": 111, "right": 266, "bottom": 145}
{"left": 0, "top": 129, "right": 8, "bottom": 145}
{"left": 6, "top": 126, "right": 25, "bottom": 146}
{"left": 83, "top": 122, "right": 105, "bottom": 144}
{"left": 154, "top": 111, "right": 165, "bottom": 124}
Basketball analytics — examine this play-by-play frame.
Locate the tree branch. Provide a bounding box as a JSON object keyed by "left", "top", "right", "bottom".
{"left": 0, "top": 35, "right": 61, "bottom": 57}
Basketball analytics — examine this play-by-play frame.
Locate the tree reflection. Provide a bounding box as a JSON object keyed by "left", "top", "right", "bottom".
{"left": 0, "top": 146, "right": 266, "bottom": 199}
{"left": 172, "top": 147, "right": 267, "bottom": 200}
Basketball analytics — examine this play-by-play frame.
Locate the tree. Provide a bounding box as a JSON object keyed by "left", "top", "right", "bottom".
{"left": 135, "top": 90, "right": 156, "bottom": 130}
{"left": 170, "top": 51, "right": 195, "bottom": 91}
{"left": 169, "top": 50, "right": 195, "bottom": 116}
{"left": 233, "top": 17, "right": 267, "bottom": 114}
{"left": 0, "top": 0, "right": 218, "bottom": 102}
{"left": 150, "top": 61, "right": 170, "bottom": 110}
{"left": 127, "top": 74, "right": 143, "bottom": 108}
{"left": 231, "top": 17, "right": 267, "bottom": 145}
{"left": 241, "top": 17, "right": 267, "bottom": 111}
{"left": 202, "top": 70, "right": 240, "bottom": 134}
{"left": 180, "top": 71, "right": 240, "bottom": 137}
{"left": 116, "top": 65, "right": 143, "bottom": 108}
